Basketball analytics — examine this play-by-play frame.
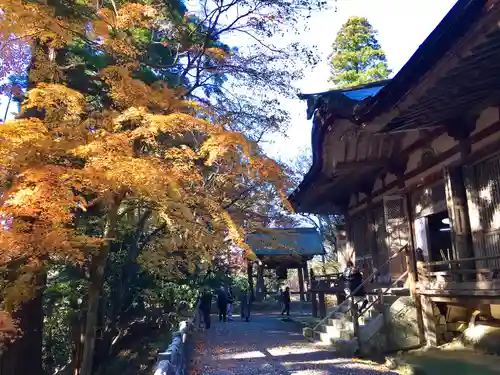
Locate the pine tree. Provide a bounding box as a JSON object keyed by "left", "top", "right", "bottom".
{"left": 328, "top": 16, "right": 391, "bottom": 88}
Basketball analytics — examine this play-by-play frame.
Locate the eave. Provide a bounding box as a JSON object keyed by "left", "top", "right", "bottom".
{"left": 356, "top": 0, "right": 491, "bottom": 123}
{"left": 382, "top": 20, "right": 500, "bottom": 133}
{"left": 289, "top": 83, "right": 390, "bottom": 213}
{"left": 288, "top": 0, "right": 499, "bottom": 215}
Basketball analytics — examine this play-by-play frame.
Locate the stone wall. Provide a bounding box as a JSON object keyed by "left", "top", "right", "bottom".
{"left": 153, "top": 303, "right": 201, "bottom": 375}
{"left": 363, "top": 296, "right": 420, "bottom": 355}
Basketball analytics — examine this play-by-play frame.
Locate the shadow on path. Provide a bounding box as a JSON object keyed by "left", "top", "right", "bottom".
{"left": 188, "top": 313, "right": 398, "bottom": 375}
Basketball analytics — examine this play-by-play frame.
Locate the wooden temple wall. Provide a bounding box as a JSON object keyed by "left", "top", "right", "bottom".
{"left": 344, "top": 203, "right": 391, "bottom": 280}
{"left": 345, "top": 106, "right": 500, "bottom": 281}
{"left": 347, "top": 210, "right": 371, "bottom": 275}
{"left": 371, "top": 203, "right": 390, "bottom": 279}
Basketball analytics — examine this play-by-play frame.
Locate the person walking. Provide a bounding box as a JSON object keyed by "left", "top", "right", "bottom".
{"left": 227, "top": 286, "right": 234, "bottom": 321}
{"left": 217, "top": 286, "right": 228, "bottom": 322}
{"left": 281, "top": 286, "right": 291, "bottom": 316}
{"left": 278, "top": 288, "right": 285, "bottom": 310}
{"left": 240, "top": 287, "right": 252, "bottom": 322}
{"left": 343, "top": 260, "right": 368, "bottom": 313}
{"left": 343, "top": 260, "right": 356, "bottom": 298}
{"left": 199, "top": 288, "right": 212, "bottom": 330}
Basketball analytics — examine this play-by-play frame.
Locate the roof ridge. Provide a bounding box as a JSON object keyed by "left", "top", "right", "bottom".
{"left": 298, "top": 79, "right": 391, "bottom": 99}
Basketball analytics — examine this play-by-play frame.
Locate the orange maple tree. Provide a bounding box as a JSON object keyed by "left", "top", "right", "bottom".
{"left": 0, "top": 1, "right": 293, "bottom": 374}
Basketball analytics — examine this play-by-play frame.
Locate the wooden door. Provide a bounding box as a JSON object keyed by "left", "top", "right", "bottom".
{"left": 383, "top": 195, "right": 410, "bottom": 281}
{"left": 414, "top": 216, "right": 430, "bottom": 261}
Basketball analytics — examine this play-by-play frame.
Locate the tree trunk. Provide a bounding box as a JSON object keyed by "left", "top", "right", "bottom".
{"left": 79, "top": 203, "right": 119, "bottom": 375}
{"left": 0, "top": 271, "right": 46, "bottom": 375}
{"left": 3, "top": 87, "right": 12, "bottom": 122}
{"left": 70, "top": 293, "right": 85, "bottom": 375}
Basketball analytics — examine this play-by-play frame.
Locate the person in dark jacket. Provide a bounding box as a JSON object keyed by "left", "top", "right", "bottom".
{"left": 281, "top": 286, "right": 291, "bottom": 316}
{"left": 227, "top": 286, "right": 234, "bottom": 321}
{"left": 343, "top": 261, "right": 368, "bottom": 312}
{"left": 217, "top": 286, "right": 228, "bottom": 322}
{"left": 199, "top": 288, "right": 213, "bottom": 330}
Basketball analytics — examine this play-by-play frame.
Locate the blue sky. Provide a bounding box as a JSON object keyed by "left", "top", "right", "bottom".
{"left": 260, "top": 0, "right": 459, "bottom": 162}
{"left": 0, "top": 0, "right": 458, "bottom": 163}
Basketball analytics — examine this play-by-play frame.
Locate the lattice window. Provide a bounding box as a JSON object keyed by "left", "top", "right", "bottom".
{"left": 464, "top": 154, "right": 500, "bottom": 269}
{"left": 372, "top": 204, "right": 389, "bottom": 276}
{"left": 383, "top": 195, "right": 409, "bottom": 278}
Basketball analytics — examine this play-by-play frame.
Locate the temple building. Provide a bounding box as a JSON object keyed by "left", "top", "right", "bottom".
{"left": 290, "top": 0, "right": 500, "bottom": 347}
{"left": 246, "top": 227, "right": 325, "bottom": 301}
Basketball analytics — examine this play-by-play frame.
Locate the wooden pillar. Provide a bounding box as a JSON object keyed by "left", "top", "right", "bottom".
{"left": 362, "top": 187, "right": 378, "bottom": 276}
{"left": 298, "top": 266, "right": 305, "bottom": 302}
{"left": 310, "top": 268, "right": 317, "bottom": 316}
{"left": 421, "top": 295, "right": 438, "bottom": 347}
{"left": 256, "top": 264, "right": 265, "bottom": 302}
{"left": 343, "top": 212, "right": 352, "bottom": 266}
{"left": 352, "top": 303, "right": 361, "bottom": 351}
{"left": 247, "top": 261, "right": 254, "bottom": 300}
{"left": 444, "top": 116, "right": 476, "bottom": 277}
{"left": 311, "top": 291, "right": 318, "bottom": 317}
{"left": 318, "top": 292, "right": 327, "bottom": 318}
{"left": 405, "top": 194, "right": 426, "bottom": 346}
{"left": 444, "top": 166, "right": 475, "bottom": 280}
{"left": 303, "top": 262, "right": 310, "bottom": 302}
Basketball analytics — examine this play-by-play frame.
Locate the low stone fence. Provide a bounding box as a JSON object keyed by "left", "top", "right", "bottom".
{"left": 153, "top": 301, "right": 201, "bottom": 375}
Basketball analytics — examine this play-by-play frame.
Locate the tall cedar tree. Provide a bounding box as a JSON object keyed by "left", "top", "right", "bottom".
{"left": 328, "top": 16, "right": 391, "bottom": 88}
{"left": 0, "top": 1, "right": 301, "bottom": 375}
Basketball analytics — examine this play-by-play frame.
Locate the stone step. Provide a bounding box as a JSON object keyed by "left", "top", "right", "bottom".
{"left": 328, "top": 314, "right": 351, "bottom": 324}
{"left": 311, "top": 296, "right": 409, "bottom": 355}
{"left": 323, "top": 321, "right": 354, "bottom": 334}
{"left": 324, "top": 319, "right": 344, "bottom": 330}
{"left": 323, "top": 325, "right": 342, "bottom": 339}
{"left": 316, "top": 328, "right": 355, "bottom": 344}
{"left": 317, "top": 331, "right": 332, "bottom": 344}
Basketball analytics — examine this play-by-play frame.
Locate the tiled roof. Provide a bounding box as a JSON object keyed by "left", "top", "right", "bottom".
{"left": 246, "top": 227, "right": 325, "bottom": 256}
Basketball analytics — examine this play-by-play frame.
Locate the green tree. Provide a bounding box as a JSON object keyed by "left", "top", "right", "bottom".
{"left": 328, "top": 16, "right": 391, "bottom": 88}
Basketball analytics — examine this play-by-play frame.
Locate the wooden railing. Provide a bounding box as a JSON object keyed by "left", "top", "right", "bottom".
{"left": 153, "top": 300, "right": 201, "bottom": 375}
{"left": 310, "top": 273, "right": 343, "bottom": 291}
{"left": 358, "top": 270, "right": 409, "bottom": 319}
{"left": 312, "top": 244, "right": 410, "bottom": 332}
{"left": 422, "top": 254, "right": 500, "bottom": 282}
{"left": 418, "top": 254, "right": 500, "bottom": 296}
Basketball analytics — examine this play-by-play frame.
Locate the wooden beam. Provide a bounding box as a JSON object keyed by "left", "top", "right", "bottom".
{"left": 421, "top": 280, "right": 500, "bottom": 291}
{"left": 357, "top": 119, "right": 500, "bottom": 207}
{"left": 444, "top": 114, "right": 478, "bottom": 145}
{"left": 419, "top": 289, "right": 500, "bottom": 297}
{"left": 429, "top": 296, "right": 500, "bottom": 304}
{"left": 335, "top": 159, "right": 389, "bottom": 170}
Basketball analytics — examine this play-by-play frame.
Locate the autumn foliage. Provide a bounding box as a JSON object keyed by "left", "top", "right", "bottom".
{"left": 0, "top": 0, "right": 295, "bottom": 373}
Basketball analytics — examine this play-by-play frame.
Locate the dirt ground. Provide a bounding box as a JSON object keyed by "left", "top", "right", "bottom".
{"left": 188, "top": 311, "right": 397, "bottom": 375}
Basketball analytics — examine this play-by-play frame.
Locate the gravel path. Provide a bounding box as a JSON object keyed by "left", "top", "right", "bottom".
{"left": 188, "top": 312, "right": 398, "bottom": 375}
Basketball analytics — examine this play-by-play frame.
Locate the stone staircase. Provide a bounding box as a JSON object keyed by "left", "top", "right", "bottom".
{"left": 313, "top": 293, "right": 402, "bottom": 355}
